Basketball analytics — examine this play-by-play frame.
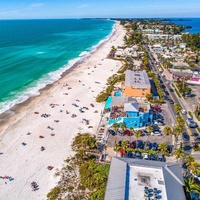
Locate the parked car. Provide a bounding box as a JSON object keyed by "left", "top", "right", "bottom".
{"left": 151, "top": 142, "right": 158, "bottom": 151}
{"left": 187, "top": 118, "right": 198, "bottom": 128}
{"left": 167, "top": 145, "right": 173, "bottom": 154}
{"left": 127, "top": 151, "right": 134, "bottom": 158}
{"left": 150, "top": 154, "right": 156, "bottom": 160}
{"left": 135, "top": 151, "right": 142, "bottom": 159}
{"left": 130, "top": 141, "right": 136, "bottom": 149}
{"left": 108, "top": 129, "right": 116, "bottom": 136}
{"left": 151, "top": 131, "right": 162, "bottom": 136}
{"left": 143, "top": 153, "right": 149, "bottom": 160}
{"left": 169, "top": 99, "right": 174, "bottom": 104}
{"left": 157, "top": 153, "right": 164, "bottom": 162}
{"left": 158, "top": 121, "right": 165, "bottom": 126}
{"left": 181, "top": 109, "right": 187, "bottom": 115}
{"left": 136, "top": 140, "right": 144, "bottom": 149}
{"left": 182, "top": 132, "right": 190, "bottom": 141}
{"left": 144, "top": 141, "right": 152, "bottom": 150}
{"left": 165, "top": 90, "right": 169, "bottom": 95}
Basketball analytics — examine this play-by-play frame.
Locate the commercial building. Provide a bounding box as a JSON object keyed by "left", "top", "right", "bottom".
{"left": 105, "top": 158, "right": 186, "bottom": 200}
{"left": 105, "top": 96, "right": 153, "bottom": 128}
{"left": 124, "top": 70, "right": 151, "bottom": 99}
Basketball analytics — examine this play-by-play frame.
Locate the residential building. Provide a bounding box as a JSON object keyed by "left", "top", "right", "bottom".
{"left": 124, "top": 70, "right": 151, "bottom": 99}
{"left": 105, "top": 96, "right": 153, "bottom": 128}
{"left": 105, "top": 158, "right": 186, "bottom": 200}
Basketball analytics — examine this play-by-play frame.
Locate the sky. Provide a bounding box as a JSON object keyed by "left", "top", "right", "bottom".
{"left": 0, "top": 0, "right": 200, "bottom": 19}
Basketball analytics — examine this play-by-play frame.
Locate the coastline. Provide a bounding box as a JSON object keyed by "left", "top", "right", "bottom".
{"left": 0, "top": 21, "right": 116, "bottom": 133}
{"left": 0, "top": 21, "right": 126, "bottom": 199}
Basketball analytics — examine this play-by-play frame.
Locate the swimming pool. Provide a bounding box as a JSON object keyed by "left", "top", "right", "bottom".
{"left": 105, "top": 96, "right": 112, "bottom": 109}
{"left": 114, "top": 91, "right": 122, "bottom": 97}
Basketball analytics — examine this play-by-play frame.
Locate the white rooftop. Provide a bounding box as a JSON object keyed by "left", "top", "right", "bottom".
{"left": 125, "top": 70, "right": 150, "bottom": 89}
{"left": 105, "top": 158, "right": 186, "bottom": 200}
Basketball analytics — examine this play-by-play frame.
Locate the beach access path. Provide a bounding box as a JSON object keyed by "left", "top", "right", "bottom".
{"left": 0, "top": 22, "right": 126, "bottom": 200}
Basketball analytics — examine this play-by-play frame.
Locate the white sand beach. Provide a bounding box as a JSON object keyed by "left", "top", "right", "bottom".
{"left": 0, "top": 22, "right": 126, "bottom": 199}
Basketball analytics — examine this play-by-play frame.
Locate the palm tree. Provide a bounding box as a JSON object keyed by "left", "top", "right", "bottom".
{"left": 147, "top": 126, "right": 153, "bottom": 135}
{"left": 176, "top": 116, "right": 185, "bottom": 127}
{"left": 163, "top": 126, "right": 172, "bottom": 135}
{"left": 120, "top": 123, "right": 127, "bottom": 131}
{"left": 121, "top": 140, "right": 130, "bottom": 151}
{"left": 185, "top": 156, "right": 195, "bottom": 168}
{"left": 114, "top": 143, "right": 121, "bottom": 157}
{"left": 173, "top": 126, "right": 182, "bottom": 138}
{"left": 158, "top": 142, "right": 168, "bottom": 156}
{"left": 189, "top": 162, "right": 200, "bottom": 176}
{"left": 129, "top": 127, "right": 135, "bottom": 135}
{"left": 135, "top": 130, "right": 142, "bottom": 140}
{"left": 112, "top": 123, "right": 119, "bottom": 131}
{"left": 145, "top": 93, "right": 153, "bottom": 101}
{"left": 157, "top": 89, "right": 164, "bottom": 98}
{"left": 184, "top": 177, "right": 200, "bottom": 200}
{"left": 174, "top": 103, "right": 182, "bottom": 114}
{"left": 174, "top": 148, "right": 184, "bottom": 162}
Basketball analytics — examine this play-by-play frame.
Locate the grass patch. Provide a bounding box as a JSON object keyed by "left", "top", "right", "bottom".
{"left": 188, "top": 111, "right": 193, "bottom": 118}
{"left": 197, "top": 127, "right": 200, "bottom": 134}
{"left": 174, "top": 88, "right": 181, "bottom": 98}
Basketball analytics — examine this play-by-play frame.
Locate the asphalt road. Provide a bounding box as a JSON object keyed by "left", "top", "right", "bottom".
{"left": 144, "top": 45, "right": 193, "bottom": 157}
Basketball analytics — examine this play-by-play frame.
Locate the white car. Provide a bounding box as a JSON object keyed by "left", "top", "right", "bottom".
{"left": 143, "top": 153, "right": 149, "bottom": 160}
{"left": 181, "top": 109, "right": 187, "bottom": 115}
{"left": 151, "top": 131, "right": 162, "bottom": 136}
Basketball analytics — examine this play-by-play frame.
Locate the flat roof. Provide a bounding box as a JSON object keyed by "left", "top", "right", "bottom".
{"left": 105, "top": 158, "right": 186, "bottom": 200}
{"left": 110, "top": 97, "right": 150, "bottom": 110}
{"left": 125, "top": 70, "right": 151, "bottom": 89}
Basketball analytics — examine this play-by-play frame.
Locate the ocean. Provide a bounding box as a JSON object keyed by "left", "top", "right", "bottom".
{"left": 168, "top": 18, "right": 200, "bottom": 34}
{"left": 0, "top": 19, "right": 115, "bottom": 114}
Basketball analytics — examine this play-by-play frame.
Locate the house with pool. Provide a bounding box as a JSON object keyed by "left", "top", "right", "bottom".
{"left": 105, "top": 96, "right": 153, "bottom": 129}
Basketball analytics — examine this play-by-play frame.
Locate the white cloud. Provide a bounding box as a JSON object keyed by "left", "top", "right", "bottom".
{"left": 29, "top": 3, "right": 45, "bottom": 8}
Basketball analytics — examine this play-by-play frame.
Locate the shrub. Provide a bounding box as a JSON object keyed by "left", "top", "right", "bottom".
{"left": 47, "top": 187, "right": 61, "bottom": 200}
{"left": 188, "top": 111, "right": 193, "bottom": 118}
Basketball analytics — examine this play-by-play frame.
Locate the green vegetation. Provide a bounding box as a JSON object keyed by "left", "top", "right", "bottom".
{"left": 188, "top": 111, "right": 193, "bottom": 118}
{"left": 174, "top": 103, "right": 182, "bottom": 114}
{"left": 47, "top": 133, "right": 109, "bottom": 200}
{"left": 194, "top": 104, "right": 200, "bottom": 121}
{"left": 182, "top": 33, "right": 200, "bottom": 50}
{"left": 185, "top": 155, "right": 200, "bottom": 176}
{"left": 124, "top": 32, "right": 143, "bottom": 45}
{"left": 174, "top": 87, "right": 181, "bottom": 98}
{"left": 184, "top": 177, "right": 200, "bottom": 200}
{"left": 193, "top": 143, "right": 200, "bottom": 152}
{"left": 96, "top": 73, "right": 125, "bottom": 102}
{"left": 163, "top": 126, "right": 173, "bottom": 135}
{"left": 174, "top": 147, "right": 184, "bottom": 162}
{"left": 176, "top": 80, "right": 192, "bottom": 96}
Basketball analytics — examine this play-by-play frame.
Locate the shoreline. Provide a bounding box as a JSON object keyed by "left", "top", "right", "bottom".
{"left": 0, "top": 21, "right": 117, "bottom": 134}
{"left": 0, "top": 21, "right": 126, "bottom": 200}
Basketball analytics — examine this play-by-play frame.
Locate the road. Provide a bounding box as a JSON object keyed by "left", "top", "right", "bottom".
{"left": 144, "top": 44, "right": 193, "bottom": 158}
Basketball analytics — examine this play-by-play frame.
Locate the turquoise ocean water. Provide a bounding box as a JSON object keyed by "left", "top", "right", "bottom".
{"left": 0, "top": 19, "right": 115, "bottom": 114}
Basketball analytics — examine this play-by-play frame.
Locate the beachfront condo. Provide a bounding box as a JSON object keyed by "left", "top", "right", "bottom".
{"left": 123, "top": 70, "right": 151, "bottom": 99}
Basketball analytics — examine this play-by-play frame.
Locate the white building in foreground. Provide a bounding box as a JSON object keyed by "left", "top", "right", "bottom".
{"left": 105, "top": 158, "right": 186, "bottom": 200}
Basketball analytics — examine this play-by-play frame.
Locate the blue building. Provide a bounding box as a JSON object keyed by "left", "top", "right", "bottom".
{"left": 105, "top": 96, "right": 153, "bottom": 129}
